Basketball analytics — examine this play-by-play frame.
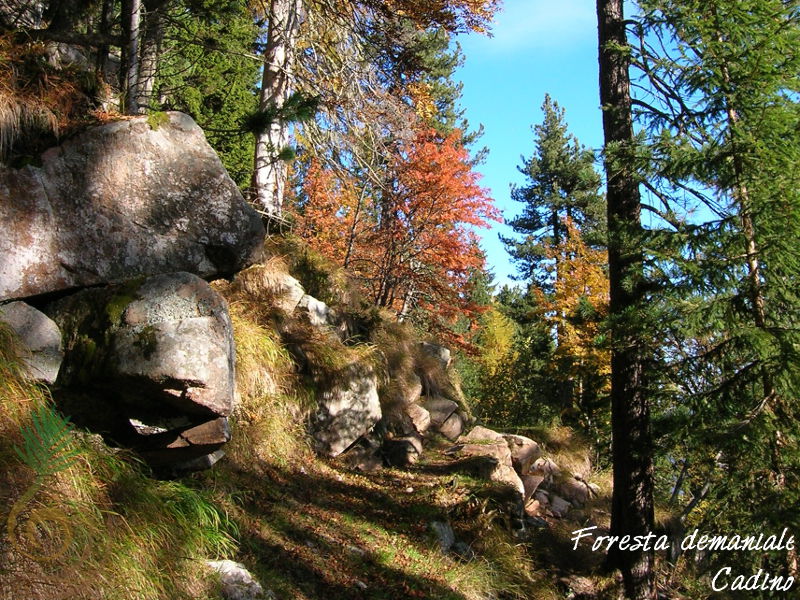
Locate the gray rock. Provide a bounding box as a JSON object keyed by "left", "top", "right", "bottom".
{"left": 311, "top": 363, "right": 382, "bottom": 457}
{"left": 522, "top": 474, "right": 545, "bottom": 503}
{"left": 419, "top": 341, "right": 451, "bottom": 368}
{"left": 0, "top": 301, "right": 63, "bottom": 383}
{"left": 207, "top": 560, "right": 272, "bottom": 600}
{"left": 549, "top": 494, "right": 572, "bottom": 518}
{"left": 556, "top": 477, "right": 591, "bottom": 507}
{"left": 170, "top": 449, "right": 226, "bottom": 473}
{"left": 532, "top": 457, "right": 561, "bottom": 480}
{"left": 46, "top": 272, "right": 235, "bottom": 421}
{"left": 430, "top": 521, "right": 455, "bottom": 553}
{"left": 405, "top": 403, "right": 430, "bottom": 434}
{"left": 296, "top": 294, "right": 336, "bottom": 328}
{"left": 449, "top": 426, "right": 513, "bottom": 467}
{"left": 502, "top": 434, "right": 541, "bottom": 475}
{"left": 421, "top": 397, "right": 458, "bottom": 427}
{"left": 438, "top": 410, "right": 466, "bottom": 441}
{"left": 232, "top": 265, "right": 305, "bottom": 313}
{"left": 136, "top": 418, "right": 231, "bottom": 466}
{"left": 0, "top": 112, "right": 264, "bottom": 301}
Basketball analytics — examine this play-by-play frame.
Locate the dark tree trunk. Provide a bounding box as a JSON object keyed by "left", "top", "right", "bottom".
{"left": 596, "top": 1, "right": 656, "bottom": 599}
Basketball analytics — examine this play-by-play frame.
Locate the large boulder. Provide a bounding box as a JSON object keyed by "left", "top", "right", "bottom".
{"left": 0, "top": 112, "right": 264, "bottom": 301}
{"left": 0, "top": 301, "right": 63, "bottom": 384}
{"left": 44, "top": 272, "right": 235, "bottom": 468}
{"left": 311, "top": 363, "right": 382, "bottom": 457}
{"left": 46, "top": 271, "right": 235, "bottom": 419}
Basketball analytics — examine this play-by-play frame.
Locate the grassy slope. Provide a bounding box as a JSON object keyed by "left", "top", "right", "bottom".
{"left": 0, "top": 248, "right": 618, "bottom": 600}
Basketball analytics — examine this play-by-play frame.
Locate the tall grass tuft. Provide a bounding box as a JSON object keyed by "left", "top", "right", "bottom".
{"left": 0, "top": 323, "right": 237, "bottom": 600}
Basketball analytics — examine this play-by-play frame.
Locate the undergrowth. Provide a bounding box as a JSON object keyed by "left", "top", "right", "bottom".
{"left": 0, "top": 323, "right": 235, "bottom": 600}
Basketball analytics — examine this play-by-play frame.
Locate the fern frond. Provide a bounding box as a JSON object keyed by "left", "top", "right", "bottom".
{"left": 13, "top": 403, "right": 80, "bottom": 478}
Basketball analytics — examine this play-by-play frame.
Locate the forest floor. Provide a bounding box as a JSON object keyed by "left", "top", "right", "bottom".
{"left": 197, "top": 433, "right": 617, "bottom": 600}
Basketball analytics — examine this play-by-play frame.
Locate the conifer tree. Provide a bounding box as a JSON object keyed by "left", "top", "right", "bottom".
{"left": 631, "top": 0, "right": 800, "bottom": 586}
{"left": 503, "top": 95, "right": 603, "bottom": 290}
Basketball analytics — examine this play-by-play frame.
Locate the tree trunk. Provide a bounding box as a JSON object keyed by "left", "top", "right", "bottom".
{"left": 251, "top": 0, "right": 303, "bottom": 216}
{"left": 134, "top": 0, "right": 166, "bottom": 114}
{"left": 596, "top": 1, "right": 656, "bottom": 599}
{"left": 123, "top": 0, "right": 142, "bottom": 115}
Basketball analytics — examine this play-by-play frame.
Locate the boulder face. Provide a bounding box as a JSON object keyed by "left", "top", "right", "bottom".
{"left": 0, "top": 112, "right": 264, "bottom": 301}
{"left": 0, "top": 301, "right": 63, "bottom": 383}
{"left": 46, "top": 271, "right": 235, "bottom": 420}
{"left": 311, "top": 363, "right": 382, "bottom": 457}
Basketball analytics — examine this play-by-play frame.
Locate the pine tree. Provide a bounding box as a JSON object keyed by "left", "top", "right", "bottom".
{"left": 503, "top": 95, "right": 603, "bottom": 290}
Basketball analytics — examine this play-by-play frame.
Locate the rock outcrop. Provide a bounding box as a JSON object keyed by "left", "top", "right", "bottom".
{"left": 45, "top": 272, "right": 235, "bottom": 466}
{"left": 0, "top": 112, "right": 264, "bottom": 301}
{"left": 311, "top": 363, "right": 382, "bottom": 457}
{"left": 0, "top": 301, "right": 63, "bottom": 383}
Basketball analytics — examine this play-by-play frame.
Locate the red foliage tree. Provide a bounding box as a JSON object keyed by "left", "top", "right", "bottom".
{"left": 297, "top": 128, "right": 500, "bottom": 334}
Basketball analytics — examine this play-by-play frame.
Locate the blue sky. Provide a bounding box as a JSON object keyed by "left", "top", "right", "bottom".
{"left": 455, "top": 0, "right": 603, "bottom": 288}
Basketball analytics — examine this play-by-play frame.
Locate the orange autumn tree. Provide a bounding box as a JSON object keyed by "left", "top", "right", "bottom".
{"left": 297, "top": 128, "right": 500, "bottom": 336}
{"left": 536, "top": 217, "right": 611, "bottom": 433}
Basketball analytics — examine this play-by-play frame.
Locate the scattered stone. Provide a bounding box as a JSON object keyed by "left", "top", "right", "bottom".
{"left": 532, "top": 457, "right": 561, "bottom": 480}
{"left": 419, "top": 342, "right": 451, "bottom": 369}
{"left": 557, "top": 477, "right": 591, "bottom": 507}
{"left": 438, "top": 410, "right": 465, "bottom": 441}
{"left": 354, "top": 580, "right": 368, "bottom": 591}
{"left": 383, "top": 436, "right": 423, "bottom": 468}
{"left": 524, "top": 499, "right": 543, "bottom": 518}
{"left": 525, "top": 515, "right": 549, "bottom": 529}
{"left": 170, "top": 449, "right": 226, "bottom": 473}
{"left": 346, "top": 545, "right": 366, "bottom": 557}
{"left": 207, "top": 560, "right": 272, "bottom": 600}
{"left": 430, "top": 521, "right": 455, "bottom": 553}
{"left": 136, "top": 417, "right": 231, "bottom": 466}
{"left": 449, "top": 426, "right": 513, "bottom": 466}
{"left": 460, "top": 425, "right": 507, "bottom": 444}
{"left": 534, "top": 489, "right": 550, "bottom": 507}
{"left": 421, "top": 397, "right": 458, "bottom": 427}
{"left": 405, "top": 403, "right": 431, "bottom": 434}
{"left": 234, "top": 267, "right": 306, "bottom": 313}
{"left": 0, "top": 112, "right": 264, "bottom": 301}
{"left": 310, "top": 363, "right": 382, "bottom": 457}
{"left": 296, "top": 294, "right": 345, "bottom": 337}
{"left": 0, "top": 301, "right": 63, "bottom": 383}
{"left": 521, "top": 474, "right": 545, "bottom": 503}
{"left": 401, "top": 373, "right": 424, "bottom": 406}
{"left": 549, "top": 494, "right": 572, "bottom": 518}
{"left": 502, "top": 434, "right": 541, "bottom": 475}
{"left": 340, "top": 438, "right": 383, "bottom": 472}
